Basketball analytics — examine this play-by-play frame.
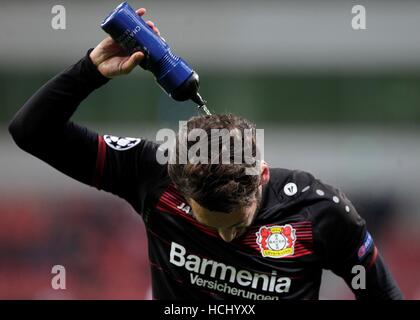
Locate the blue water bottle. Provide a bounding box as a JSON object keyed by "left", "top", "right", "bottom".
{"left": 101, "top": 2, "right": 206, "bottom": 107}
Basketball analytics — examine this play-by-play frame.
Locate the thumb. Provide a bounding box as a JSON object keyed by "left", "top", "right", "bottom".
{"left": 120, "top": 51, "right": 145, "bottom": 74}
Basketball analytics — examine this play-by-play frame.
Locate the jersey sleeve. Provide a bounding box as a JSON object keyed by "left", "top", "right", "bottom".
{"left": 9, "top": 49, "right": 109, "bottom": 187}
{"left": 309, "top": 181, "right": 366, "bottom": 269}
{"left": 93, "top": 135, "right": 168, "bottom": 212}
{"left": 309, "top": 180, "right": 403, "bottom": 299}
{"left": 9, "top": 49, "right": 169, "bottom": 215}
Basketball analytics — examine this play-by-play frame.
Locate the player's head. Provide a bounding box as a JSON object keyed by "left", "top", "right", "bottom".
{"left": 168, "top": 113, "right": 269, "bottom": 242}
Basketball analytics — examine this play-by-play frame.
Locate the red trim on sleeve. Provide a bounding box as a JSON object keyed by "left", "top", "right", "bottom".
{"left": 367, "top": 245, "right": 378, "bottom": 270}
{"left": 93, "top": 135, "right": 106, "bottom": 188}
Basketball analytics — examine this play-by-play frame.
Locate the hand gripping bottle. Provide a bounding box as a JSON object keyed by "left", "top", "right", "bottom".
{"left": 101, "top": 2, "right": 208, "bottom": 109}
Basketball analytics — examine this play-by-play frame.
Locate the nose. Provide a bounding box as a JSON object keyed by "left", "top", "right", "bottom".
{"left": 218, "top": 229, "right": 236, "bottom": 242}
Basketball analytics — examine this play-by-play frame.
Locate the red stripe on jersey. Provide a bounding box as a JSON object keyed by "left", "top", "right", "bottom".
{"left": 367, "top": 245, "right": 378, "bottom": 270}
{"left": 238, "top": 222, "right": 314, "bottom": 258}
{"left": 156, "top": 185, "right": 315, "bottom": 258}
{"left": 155, "top": 185, "right": 219, "bottom": 238}
{"left": 93, "top": 135, "right": 106, "bottom": 188}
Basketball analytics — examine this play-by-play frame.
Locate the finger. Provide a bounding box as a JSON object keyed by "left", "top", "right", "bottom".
{"left": 135, "top": 8, "right": 146, "bottom": 17}
{"left": 146, "top": 20, "right": 160, "bottom": 36}
{"left": 121, "top": 51, "right": 145, "bottom": 73}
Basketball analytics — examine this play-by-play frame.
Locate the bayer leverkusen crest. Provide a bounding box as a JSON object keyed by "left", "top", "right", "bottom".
{"left": 256, "top": 225, "right": 296, "bottom": 258}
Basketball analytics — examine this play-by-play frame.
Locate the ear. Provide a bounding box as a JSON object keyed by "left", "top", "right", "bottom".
{"left": 260, "top": 161, "right": 270, "bottom": 186}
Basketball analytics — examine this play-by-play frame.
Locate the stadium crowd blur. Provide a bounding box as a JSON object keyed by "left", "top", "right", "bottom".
{"left": 1, "top": 192, "right": 419, "bottom": 299}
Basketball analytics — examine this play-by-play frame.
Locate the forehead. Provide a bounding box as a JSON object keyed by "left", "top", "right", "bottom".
{"left": 188, "top": 198, "right": 252, "bottom": 229}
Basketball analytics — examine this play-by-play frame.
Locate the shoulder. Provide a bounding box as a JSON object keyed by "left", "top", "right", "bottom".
{"left": 266, "top": 167, "right": 323, "bottom": 207}
{"left": 101, "top": 134, "right": 164, "bottom": 166}
{"left": 267, "top": 167, "right": 362, "bottom": 224}
{"left": 99, "top": 134, "right": 170, "bottom": 193}
{"left": 102, "top": 134, "right": 165, "bottom": 161}
{"left": 267, "top": 167, "right": 315, "bottom": 198}
{"left": 267, "top": 168, "right": 367, "bottom": 266}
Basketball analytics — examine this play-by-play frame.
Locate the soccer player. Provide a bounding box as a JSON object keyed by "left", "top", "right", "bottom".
{"left": 9, "top": 8, "right": 402, "bottom": 300}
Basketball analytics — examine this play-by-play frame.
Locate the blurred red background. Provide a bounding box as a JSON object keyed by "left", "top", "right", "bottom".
{"left": 0, "top": 193, "right": 419, "bottom": 299}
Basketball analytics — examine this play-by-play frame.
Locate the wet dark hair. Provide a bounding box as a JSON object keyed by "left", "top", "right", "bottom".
{"left": 168, "top": 113, "right": 260, "bottom": 213}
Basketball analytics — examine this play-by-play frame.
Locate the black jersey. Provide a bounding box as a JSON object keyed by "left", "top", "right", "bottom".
{"left": 9, "top": 50, "right": 403, "bottom": 300}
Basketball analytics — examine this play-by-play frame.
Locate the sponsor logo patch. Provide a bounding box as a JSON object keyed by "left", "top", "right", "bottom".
{"left": 104, "top": 135, "right": 141, "bottom": 151}
{"left": 358, "top": 232, "right": 373, "bottom": 260}
{"left": 256, "top": 225, "right": 296, "bottom": 258}
{"left": 283, "top": 183, "right": 298, "bottom": 196}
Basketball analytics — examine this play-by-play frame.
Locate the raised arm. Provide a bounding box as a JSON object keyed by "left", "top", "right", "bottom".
{"left": 8, "top": 8, "right": 161, "bottom": 190}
